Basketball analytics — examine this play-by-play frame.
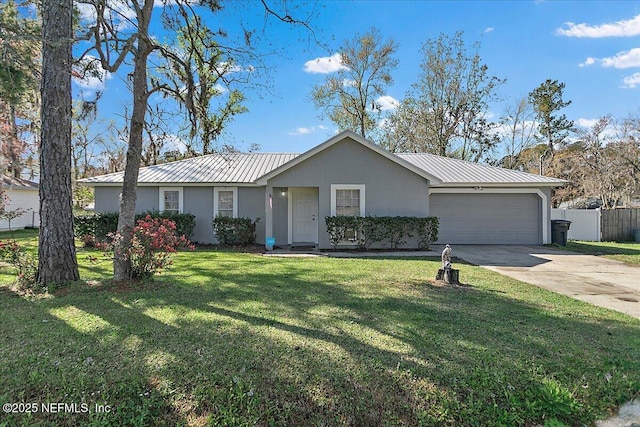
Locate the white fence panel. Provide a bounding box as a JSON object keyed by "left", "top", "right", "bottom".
{"left": 551, "top": 208, "right": 601, "bottom": 241}
{"left": 1, "top": 189, "right": 40, "bottom": 231}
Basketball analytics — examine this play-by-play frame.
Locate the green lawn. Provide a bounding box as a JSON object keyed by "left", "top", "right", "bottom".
{"left": 565, "top": 240, "right": 640, "bottom": 265}
{"left": 1, "top": 229, "right": 639, "bottom": 426}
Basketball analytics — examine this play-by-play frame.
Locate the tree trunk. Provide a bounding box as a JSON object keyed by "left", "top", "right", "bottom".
{"left": 113, "top": 30, "right": 151, "bottom": 282}
{"left": 38, "top": 0, "right": 79, "bottom": 285}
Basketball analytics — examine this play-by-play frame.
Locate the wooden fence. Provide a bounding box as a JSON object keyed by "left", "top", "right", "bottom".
{"left": 601, "top": 209, "right": 640, "bottom": 242}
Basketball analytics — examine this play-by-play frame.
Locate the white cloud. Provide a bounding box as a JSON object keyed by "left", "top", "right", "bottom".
{"left": 576, "top": 118, "right": 600, "bottom": 128}
{"left": 579, "top": 57, "right": 596, "bottom": 67}
{"left": 216, "top": 62, "right": 245, "bottom": 75}
{"left": 556, "top": 14, "right": 640, "bottom": 38}
{"left": 341, "top": 78, "right": 357, "bottom": 87}
{"left": 288, "top": 125, "right": 329, "bottom": 136}
{"left": 75, "top": 0, "right": 137, "bottom": 31}
{"left": 375, "top": 95, "right": 399, "bottom": 111}
{"left": 75, "top": 3, "right": 96, "bottom": 22}
{"left": 622, "top": 72, "right": 640, "bottom": 88}
{"left": 159, "top": 134, "right": 188, "bottom": 154}
{"left": 289, "top": 127, "right": 312, "bottom": 136}
{"left": 378, "top": 117, "right": 392, "bottom": 130}
{"left": 600, "top": 48, "right": 640, "bottom": 69}
{"left": 213, "top": 83, "right": 228, "bottom": 94}
{"left": 303, "top": 53, "right": 348, "bottom": 74}
{"left": 73, "top": 56, "right": 112, "bottom": 91}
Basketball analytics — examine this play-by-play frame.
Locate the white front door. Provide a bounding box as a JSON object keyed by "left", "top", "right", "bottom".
{"left": 290, "top": 188, "right": 318, "bottom": 243}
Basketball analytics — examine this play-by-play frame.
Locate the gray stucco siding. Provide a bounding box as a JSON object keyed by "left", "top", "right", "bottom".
{"left": 269, "top": 188, "right": 289, "bottom": 246}
{"left": 267, "top": 137, "right": 430, "bottom": 248}
{"left": 94, "top": 186, "right": 160, "bottom": 213}
{"left": 184, "top": 186, "right": 266, "bottom": 244}
{"left": 94, "top": 186, "right": 267, "bottom": 244}
{"left": 138, "top": 187, "right": 160, "bottom": 212}
{"left": 94, "top": 187, "right": 120, "bottom": 213}
{"left": 238, "top": 186, "right": 267, "bottom": 245}
{"left": 183, "top": 187, "right": 214, "bottom": 243}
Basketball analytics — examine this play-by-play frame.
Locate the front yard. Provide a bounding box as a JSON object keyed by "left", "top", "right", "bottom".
{"left": 565, "top": 241, "right": 640, "bottom": 265}
{"left": 1, "top": 230, "right": 639, "bottom": 426}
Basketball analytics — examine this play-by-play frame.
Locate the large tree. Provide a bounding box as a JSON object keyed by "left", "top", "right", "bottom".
{"left": 38, "top": 0, "right": 79, "bottom": 284}
{"left": 72, "top": 100, "right": 103, "bottom": 180}
{"left": 528, "top": 79, "right": 573, "bottom": 165}
{"left": 385, "top": 32, "right": 504, "bottom": 161}
{"left": 0, "top": 0, "right": 41, "bottom": 178}
{"left": 160, "top": 18, "right": 248, "bottom": 155}
{"left": 496, "top": 96, "right": 537, "bottom": 170}
{"left": 311, "top": 27, "right": 398, "bottom": 139}
{"left": 78, "top": 0, "right": 315, "bottom": 281}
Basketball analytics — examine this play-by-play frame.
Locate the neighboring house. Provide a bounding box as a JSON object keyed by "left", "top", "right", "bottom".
{"left": 79, "top": 131, "right": 566, "bottom": 247}
{"left": 1, "top": 175, "right": 40, "bottom": 231}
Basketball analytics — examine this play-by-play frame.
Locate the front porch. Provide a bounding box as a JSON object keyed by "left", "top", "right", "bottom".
{"left": 265, "top": 186, "right": 320, "bottom": 248}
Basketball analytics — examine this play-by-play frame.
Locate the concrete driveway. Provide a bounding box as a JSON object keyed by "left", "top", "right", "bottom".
{"left": 449, "top": 245, "right": 640, "bottom": 319}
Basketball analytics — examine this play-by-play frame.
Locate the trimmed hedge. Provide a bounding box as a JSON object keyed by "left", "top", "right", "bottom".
{"left": 212, "top": 216, "right": 260, "bottom": 247}
{"left": 325, "top": 216, "right": 439, "bottom": 250}
{"left": 74, "top": 211, "right": 196, "bottom": 240}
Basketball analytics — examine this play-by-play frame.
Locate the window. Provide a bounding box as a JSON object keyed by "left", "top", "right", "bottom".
{"left": 331, "top": 185, "right": 365, "bottom": 242}
{"left": 331, "top": 184, "right": 365, "bottom": 216}
{"left": 214, "top": 187, "right": 238, "bottom": 218}
{"left": 336, "top": 189, "right": 361, "bottom": 216}
{"left": 159, "top": 187, "right": 183, "bottom": 213}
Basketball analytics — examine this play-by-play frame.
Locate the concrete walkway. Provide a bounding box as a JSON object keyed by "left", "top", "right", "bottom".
{"left": 264, "top": 249, "right": 437, "bottom": 258}
{"left": 449, "top": 245, "right": 640, "bottom": 319}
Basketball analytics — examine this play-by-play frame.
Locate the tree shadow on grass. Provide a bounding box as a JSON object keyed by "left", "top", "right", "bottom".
{"left": 2, "top": 254, "right": 639, "bottom": 426}
{"left": 151, "top": 257, "right": 640, "bottom": 425}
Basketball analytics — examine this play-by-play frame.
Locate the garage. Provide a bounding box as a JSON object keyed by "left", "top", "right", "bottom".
{"left": 430, "top": 192, "right": 542, "bottom": 244}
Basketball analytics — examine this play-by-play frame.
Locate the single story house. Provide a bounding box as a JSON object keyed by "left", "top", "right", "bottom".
{"left": 80, "top": 131, "right": 566, "bottom": 247}
{"left": 1, "top": 175, "right": 40, "bottom": 231}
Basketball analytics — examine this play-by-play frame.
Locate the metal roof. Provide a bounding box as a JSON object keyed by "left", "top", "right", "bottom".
{"left": 1, "top": 175, "right": 39, "bottom": 190}
{"left": 79, "top": 140, "right": 565, "bottom": 187}
{"left": 79, "top": 153, "right": 299, "bottom": 185}
{"left": 397, "top": 153, "right": 566, "bottom": 186}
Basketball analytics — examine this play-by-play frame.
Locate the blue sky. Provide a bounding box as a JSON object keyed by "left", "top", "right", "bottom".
{"left": 74, "top": 0, "right": 640, "bottom": 155}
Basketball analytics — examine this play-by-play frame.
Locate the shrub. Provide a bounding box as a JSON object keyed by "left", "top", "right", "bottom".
{"left": 97, "top": 215, "right": 195, "bottom": 280}
{"left": 0, "top": 239, "right": 20, "bottom": 263}
{"left": 75, "top": 211, "right": 196, "bottom": 243}
{"left": 80, "top": 234, "right": 97, "bottom": 248}
{"left": 325, "top": 216, "right": 357, "bottom": 250}
{"left": 152, "top": 211, "right": 196, "bottom": 239}
{"left": 212, "top": 216, "right": 259, "bottom": 247}
{"left": 74, "top": 212, "right": 119, "bottom": 241}
{"left": 325, "top": 216, "right": 439, "bottom": 250}
{"left": 0, "top": 239, "right": 40, "bottom": 291}
{"left": 414, "top": 217, "right": 439, "bottom": 250}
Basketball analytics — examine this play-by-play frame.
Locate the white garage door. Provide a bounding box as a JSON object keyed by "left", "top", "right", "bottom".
{"left": 430, "top": 193, "right": 541, "bottom": 244}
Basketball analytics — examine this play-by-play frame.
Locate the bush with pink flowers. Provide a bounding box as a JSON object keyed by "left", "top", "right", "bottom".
{"left": 0, "top": 239, "right": 38, "bottom": 290}
{"left": 98, "top": 215, "right": 195, "bottom": 279}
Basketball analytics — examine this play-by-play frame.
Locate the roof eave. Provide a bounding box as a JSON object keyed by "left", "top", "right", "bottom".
{"left": 80, "top": 181, "right": 261, "bottom": 187}
{"left": 431, "top": 181, "right": 567, "bottom": 188}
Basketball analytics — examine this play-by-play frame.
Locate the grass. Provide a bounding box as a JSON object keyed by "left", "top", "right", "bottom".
{"left": 1, "top": 229, "right": 639, "bottom": 426}
{"left": 564, "top": 240, "right": 640, "bottom": 265}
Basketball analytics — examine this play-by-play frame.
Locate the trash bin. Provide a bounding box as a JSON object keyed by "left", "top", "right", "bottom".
{"left": 551, "top": 219, "right": 571, "bottom": 246}
{"left": 634, "top": 229, "right": 640, "bottom": 243}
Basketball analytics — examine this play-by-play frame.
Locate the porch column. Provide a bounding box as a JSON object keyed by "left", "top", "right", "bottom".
{"left": 265, "top": 185, "right": 273, "bottom": 243}
{"left": 539, "top": 190, "right": 550, "bottom": 244}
